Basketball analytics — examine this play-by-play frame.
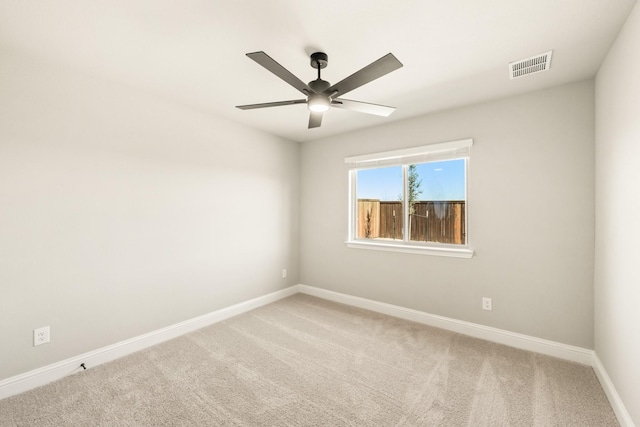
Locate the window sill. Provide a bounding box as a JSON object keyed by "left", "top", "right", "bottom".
{"left": 345, "top": 240, "right": 474, "bottom": 258}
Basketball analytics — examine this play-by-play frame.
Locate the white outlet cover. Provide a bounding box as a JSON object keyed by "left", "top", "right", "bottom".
{"left": 34, "top": 326, "right": 50, "bottom": 346}
{"left": 482, "top": 297, "right": 492, "bottom": 311}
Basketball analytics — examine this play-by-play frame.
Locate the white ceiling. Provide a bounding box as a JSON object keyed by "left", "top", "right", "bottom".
{"left": 0, "top": 0, "right": 636, "bottom": 142}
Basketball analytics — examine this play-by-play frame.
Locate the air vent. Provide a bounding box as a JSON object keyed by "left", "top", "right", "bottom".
{"left": 509, "top": 51, "right": 552, "bottom": 79}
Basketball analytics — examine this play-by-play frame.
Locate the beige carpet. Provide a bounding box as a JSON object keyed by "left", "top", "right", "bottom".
{"left": 0, "top": 294, "right": 617, "bottom": 426}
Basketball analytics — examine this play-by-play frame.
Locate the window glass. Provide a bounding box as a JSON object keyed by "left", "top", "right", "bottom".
{"left": 355, "top": 160, "right": 466, "bottom": 245}
{"left": 408, "top": 159, "right": 466, "bottom": 244}
{"left": 356, "top": 166, "right": 403, "bottom": 240}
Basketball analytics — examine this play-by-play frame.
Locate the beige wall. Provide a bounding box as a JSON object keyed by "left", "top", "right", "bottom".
{"left": 595, "top": 1, "right": 640, "bottom": 424}
{"left": 301, "top": 80, "right": 595, "bottom": 348}
{"left": 0, "top": 49, "right": 300, "bottom": 380}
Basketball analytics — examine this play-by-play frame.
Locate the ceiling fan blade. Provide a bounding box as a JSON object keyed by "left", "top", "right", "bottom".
{"left": 331, "top": 99, "right": 396, "bottom": 117}
{"left": 236, "top": 99, "right": 306, "bottom": 110}
{"left": 246, "top": 51, "right": 314, "bottom": 95}
{"left": 308, "top": 111, "right": 323, "bottom": 128}
{"left": 325, "top": 53, "right": 403, "bottom": 98}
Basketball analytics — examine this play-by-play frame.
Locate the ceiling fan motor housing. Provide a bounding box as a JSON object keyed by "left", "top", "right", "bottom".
{"left": 308, "top": 78, "right": 331, "bottom": 113}
{"left": 309, "top": 78, "right": 330, "bottom": 93}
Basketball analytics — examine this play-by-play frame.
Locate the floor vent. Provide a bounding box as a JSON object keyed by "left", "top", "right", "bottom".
{"left": 509, "top": 51, "right": 552, "bottom": 79}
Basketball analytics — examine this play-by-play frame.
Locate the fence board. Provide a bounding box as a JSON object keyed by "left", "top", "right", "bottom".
{"left": 379, "top": 202, "right": 403, "bottom": 240}
{"left": 358, "top": 200, "right": 465, "bottom": 244}
{"left": 357, "top": 199, "right": 380, "bottom": 238}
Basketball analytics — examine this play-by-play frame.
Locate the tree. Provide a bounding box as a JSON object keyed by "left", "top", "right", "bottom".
{"left": 407, "top": 164, "right": 423, "bottom": 214}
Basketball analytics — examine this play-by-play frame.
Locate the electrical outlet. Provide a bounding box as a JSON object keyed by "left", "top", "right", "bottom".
{"left": 34, "top": 326, "right": 50, "bottom": 346}
{"left": 282, "top": 268, "right": 287, "bottom": 278}
{"left": 482, "top": 297, "right": 492, "bottom": 311}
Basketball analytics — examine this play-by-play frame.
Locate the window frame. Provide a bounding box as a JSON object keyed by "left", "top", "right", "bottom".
{"left": 345, "top": 139, "right": 474, "bottom": 258}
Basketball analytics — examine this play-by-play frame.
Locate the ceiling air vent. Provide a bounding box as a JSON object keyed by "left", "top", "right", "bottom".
{"left": 509, "top": 51, "right": 552, "bottom": 79}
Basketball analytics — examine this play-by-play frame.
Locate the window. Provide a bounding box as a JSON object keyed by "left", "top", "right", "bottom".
{"left": 346, "top": 139, "right": 473, "bottom": 258}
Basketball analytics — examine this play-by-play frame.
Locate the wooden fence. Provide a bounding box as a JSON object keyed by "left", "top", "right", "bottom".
{"left": 357, "top": 200, "right": 465, "bottom": 244}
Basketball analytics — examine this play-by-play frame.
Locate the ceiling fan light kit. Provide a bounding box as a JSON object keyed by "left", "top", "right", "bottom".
{"left": 308, "top": 94, "right": 330, "bottom": 112}
{"left": 236, "top": 50, "right": 403, "bottom": 129}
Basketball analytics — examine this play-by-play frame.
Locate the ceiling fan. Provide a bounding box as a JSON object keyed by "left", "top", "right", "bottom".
{"left": 236, "top": 51, "right": 403, "bottom": 129}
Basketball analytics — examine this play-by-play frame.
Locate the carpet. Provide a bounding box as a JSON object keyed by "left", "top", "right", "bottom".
{"left": 0, "top": 294, "right": 618, "bottom": 426}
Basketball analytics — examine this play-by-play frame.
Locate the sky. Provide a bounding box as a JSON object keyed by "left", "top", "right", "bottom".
{"left": 356, "top": 159, "right": 466, "bottom": 201}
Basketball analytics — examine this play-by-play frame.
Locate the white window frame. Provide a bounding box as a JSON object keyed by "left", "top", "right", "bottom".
{"left": 345, "top": 139, "right": 474, "bottom": 258}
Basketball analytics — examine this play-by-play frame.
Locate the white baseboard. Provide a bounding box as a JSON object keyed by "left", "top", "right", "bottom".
{"left": 592, "top": 354, "right": 636, "bottom": 427}
{"left": 298, "top": 285, "right": 594, "bottom": 365}
{"left": 0, "top": 285, "right": 298, "bottom": 401}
